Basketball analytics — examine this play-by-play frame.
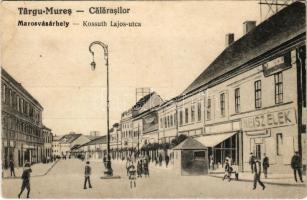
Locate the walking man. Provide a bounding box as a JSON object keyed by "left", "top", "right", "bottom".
{"left": 291, "top": 151, "right": 304, "bottom": 183}
{"left": 165, "top": 155, "right": 170, "bottom": 168}
{"left": 9, "top": 159, "right": 16, "bottom": 177}
{"left": 84, "top": 161, "right": 92, "bottom": 189}
{"left": 18, "top": 163, "right": 32, "bottom": 198}
{"left": 249, "top": 152, "right": 255, "bottom": 173}
{"left": 158, "top": 154, "right": 162, "bottom": 167}
{"left": 262, "top": 154, "right": 269, "bottom": 179}
{"left": 253, "top": 159, "right": 265, "bottom": 190}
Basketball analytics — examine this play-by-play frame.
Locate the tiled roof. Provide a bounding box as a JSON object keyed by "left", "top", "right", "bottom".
{"left": 173, "top": 137, "right": 207, "bottom": 150}
{"left": 81, "top": 135, "right": 107, "bottom": 147}
{"left": 132, "top": 92, "right": 155, "bottom": 110}
{"left": 183, "top": 2, "right": 306, "bottom": 94}
{"left": 59, "top": 133, "right": 82, "bottom": 144}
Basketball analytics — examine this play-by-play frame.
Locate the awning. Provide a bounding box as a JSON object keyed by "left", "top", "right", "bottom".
{"left": 195, "top": 132, "right": 237, "bottom": 147}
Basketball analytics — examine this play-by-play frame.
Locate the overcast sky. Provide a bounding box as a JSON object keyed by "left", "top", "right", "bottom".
{"left": 2, "top": 1, "right": 261, "bottom": 135}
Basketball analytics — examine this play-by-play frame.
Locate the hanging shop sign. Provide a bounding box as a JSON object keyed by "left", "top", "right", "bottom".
{"left": 242, "top": 108, "right": 296, "bottom": 131}
{"left": 262, "top": 52, "right": 292, "bottom": 77}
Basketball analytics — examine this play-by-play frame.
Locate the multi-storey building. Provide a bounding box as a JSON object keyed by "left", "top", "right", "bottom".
{"left": 52, "top": 135, "right": 61, "bottom": 158}
{"left": 120, "top": 92, "right": 163, "bottom": 155}
{"left": 109, "top": 123, "right": 121, "bottom": 159}
{"left": 1, "top": 68, "right": 44, "bottom": 167}
{"left": 42, "top": 125, "right": 53, "bottom": 161}
{"left": 179, "top": 2, "right": 306, "bottom": 173}
{"left": 158, "top": 98, "right": 178, "bottom": 144}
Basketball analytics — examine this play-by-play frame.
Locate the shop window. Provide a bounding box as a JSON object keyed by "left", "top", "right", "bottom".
{"left": 191, "top": 105, "right": 195, "bottom": 122}
{"left": 274, "top": 72, "right": 283, "bottom": 104}
{"left": 254, "top": 80, "right": 262, "bottom": 109}
{"left": 235, "top": 88, "right": 240, "bottom": 113}
{"left": 207, "top": 99, "right": 211, "bottom": 120}
{"left": 185, "top": 108, "right": 189, "bottom": 124}
{"left": 197, "top": 102, "right": 202, "bottom": 122}
{"left": 220, "top": 93, "right": 225, "bottom": 117}
{"left": 194, "top": 151, "right": 206, "bottom": 160}
{"left": 276, "top": 133, "right": 283, "bottom": 156}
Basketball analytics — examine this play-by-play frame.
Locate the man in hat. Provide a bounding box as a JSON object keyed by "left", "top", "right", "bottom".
{"left": 291, "top": 151, "right": 304, "bottom": 183}
{"left": 252, "top": 158, "right": 265, "bottom": 190}
{"left": 249, "top": 152, "right": 255, "bottom": 173}
{"left": 84, "top": 161, "right": 92, "bottom": 189}
{"left": 18, "top": 162, "right": 32, "bottom": 198}
{"left": 9, "top": 159, "right": 16, "bottom": 177}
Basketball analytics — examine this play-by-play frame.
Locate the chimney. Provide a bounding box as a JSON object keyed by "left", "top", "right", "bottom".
{"left": 243, "top": 21, "right": 256, "bottom": 35}
{"left": 225, "top": 33, "right": 235, "bottom": 47}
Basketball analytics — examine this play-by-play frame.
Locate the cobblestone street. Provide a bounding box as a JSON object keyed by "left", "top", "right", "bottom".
{"left": 2, "top": 159, "right": 307, "bottom": 198}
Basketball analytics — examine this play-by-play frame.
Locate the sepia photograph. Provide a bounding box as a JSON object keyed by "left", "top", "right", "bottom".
{"left": 1, "top": 0, "right": 306, "bottom": 198}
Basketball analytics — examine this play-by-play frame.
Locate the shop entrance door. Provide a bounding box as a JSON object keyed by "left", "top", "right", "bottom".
{"left": 255, "top": 144, "right": 262, "bottom": 160}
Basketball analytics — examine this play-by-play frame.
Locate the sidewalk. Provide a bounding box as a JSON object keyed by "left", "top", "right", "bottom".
{"left": 2, "top": 159, "right": 59, "bottom": 179}
{"left": 209, "top": 171, "right": 306, "bottom": 187}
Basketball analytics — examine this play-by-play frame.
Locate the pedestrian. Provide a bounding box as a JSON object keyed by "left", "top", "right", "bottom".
{"left": 262, "top": 154, "right": 269, "bottom": 179}
{"left": 126, "top": 158, "right": 131, "bottom": 176}
{"left": 143, "top": 159, "right": 149, "bottom": 177}
{"left": 249, "top": 152, "right": 255, "bottom": 173}
{"left": 252, "top": 159, "right": 265, "bottom": 190}
{"left": 9, "top": 159, "right": 16, "bottom": 177}
{"left": 103, "top": 155, "right": 107, "bottom": 169}
{"left": 128, "top": 162, "right": 136, "bottom": 189}
{"left": 159, "top": 154, "right": 162, "bottom": 167}
{"left": 222, "top": 159, "right": 232, "bottom": 182}
{"left": 165, "top": 154, "right": 170, "bottom": 168}
{"left": 18, "top": 163, "right": 32, "bottom": 198}
{"left": 155, "top": 156, "right": 159, "bottom": 165}
{"left": 84, "top": 161, "right": 92, "bottom": 189}
{"left": 209, "top": 155, "right": 214, "bottom": 170}
{"left": 291, "top": 151, "right": 304, "bottom": 183}
{"left": 230, "top": 161, "right": 239, "bottom": 180}
{"left": 137, "top": 160, "right": 142, "bottom": 178}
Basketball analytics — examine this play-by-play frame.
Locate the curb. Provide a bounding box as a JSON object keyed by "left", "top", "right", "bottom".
{"left": 2, "top": 159, "right": 60, "bottom": 179}
{"left": 209, "top": 174, "right": 306, "bottom": 187}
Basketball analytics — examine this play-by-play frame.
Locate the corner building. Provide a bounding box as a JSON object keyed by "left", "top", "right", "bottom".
{"left": 181, "top": 2, "right": 306, "bottom": 173}
{"left": 1, "top": 68, "right": 44, "bottom": 167}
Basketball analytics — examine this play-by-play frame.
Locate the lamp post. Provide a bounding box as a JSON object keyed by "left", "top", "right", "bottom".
{"left": 88, "top": 41, "right": 113, "bottom": 177}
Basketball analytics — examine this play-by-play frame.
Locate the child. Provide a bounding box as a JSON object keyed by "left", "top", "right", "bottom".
{"left": 222, "top": 159, "right": 232, "bottom": 182}
{"left": 128, "top": 162, "right": 137, "bottom": 189}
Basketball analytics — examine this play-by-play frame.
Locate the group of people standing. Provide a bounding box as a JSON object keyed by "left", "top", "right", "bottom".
{"left": 248, "top": 151, "right": 304, "bottom": 190}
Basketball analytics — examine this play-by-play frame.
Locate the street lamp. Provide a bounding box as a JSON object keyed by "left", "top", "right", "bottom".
{"left": 88, "top": 41, "right": 119, "bottom": 178}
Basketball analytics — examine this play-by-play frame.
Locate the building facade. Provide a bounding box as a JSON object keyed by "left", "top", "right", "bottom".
{"left": 42, "top": 125, "right": 53, "bottom": 162}
{"left": 1, "top": 68, "right": 44, "bottom": 167}
{"left": 180, "top": 2, "right": 306, "bottom": 173}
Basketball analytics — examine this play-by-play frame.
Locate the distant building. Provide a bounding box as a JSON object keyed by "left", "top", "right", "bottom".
{"left": 120, "top": 91, "right": 163, "bottom": 157}
{"left": 1, "top": 68, "right": 44, "bottom": 167}
{"left": 52, "top": 135, "right": 61, "bottom": 158}
{"left": 42, "top": 125, "right": 53, "bottom": 161}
